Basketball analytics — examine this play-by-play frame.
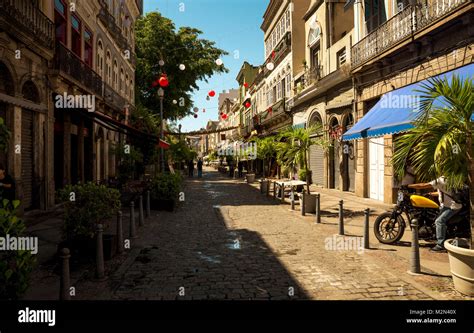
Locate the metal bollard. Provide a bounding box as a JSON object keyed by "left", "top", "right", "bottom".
{"left": 116, "top": 211, "right": 123, "bottom": 254}
{"left": 301, "top": 190, "right": 306, "bottom": 216}
{"left": 364, "top": 208, "right": 370, "bottom": 249}
{"left": 410, "top": 218, "right": 421, "bottom": 274}
{"left": 291, "top": 187, "right": 295, "bottom": 210}
{"left": 139, "top": 195, "right": 144, "bottom": 227}
{"left": 315, "top": 193, "right": 321, "bottom": 224}
{"left": 146, "top": 190, "right": 151, "bottom": 218}
{"left": 338, "top": 200, "right": 344, "bottom": 235}
{"left": 96, "top": 224, "right": 105, "bottom": 280}
{"left": 59, "top": 248, "right": 71, "bottom": 300}
{"left": 130, "top": 201, "right": 137, "bottom": 239}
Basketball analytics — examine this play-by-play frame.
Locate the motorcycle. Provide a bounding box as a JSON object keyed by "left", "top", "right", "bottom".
{"left": 374, "top": 185, "right": 471, "bottom": 244}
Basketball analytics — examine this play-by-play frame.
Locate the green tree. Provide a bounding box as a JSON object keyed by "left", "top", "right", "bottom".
{"left": 392, "top": 75, "right": 474, "bottom": 248}
{"left": 135, "top": 12, "right": 228, "bottom": 121}
{"left": 251, "top": 136, "right": 277, "bottom": 178}
{"left": 276, "top": 124, "right": 326, "bottom": 193}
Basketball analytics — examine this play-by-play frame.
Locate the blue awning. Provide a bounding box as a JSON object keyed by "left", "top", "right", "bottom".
{"left": 342, "top": 63, "right": 474, "bottom": 141}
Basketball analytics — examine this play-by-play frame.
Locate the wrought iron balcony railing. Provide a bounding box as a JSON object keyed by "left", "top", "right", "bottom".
{"left": 0, "top": 0, "right": 54, "bottom": 49}
{"left": 351, "top": 0, "right": 469, "bottom": 68}
{"left": 55, "top": 43, "right": 103, "bottom": 96}
{"left": 103, "top": 82, "right": 127, "bottom": 112}
{"left": 98, "top": 4, "right": 129, "bottom": 53}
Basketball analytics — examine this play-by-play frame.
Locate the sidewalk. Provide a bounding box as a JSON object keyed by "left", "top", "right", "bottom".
{"left": 246, "top": 176, "right": 463, "bottom": 298}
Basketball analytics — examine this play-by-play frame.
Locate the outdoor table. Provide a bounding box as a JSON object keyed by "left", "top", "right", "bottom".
{"left": 274, "top": 180, "right": 307, "bottom": 204}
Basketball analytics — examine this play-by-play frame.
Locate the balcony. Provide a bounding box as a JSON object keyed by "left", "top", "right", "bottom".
{"left": 98, "top": 3, "right": 129, "bottom": 53}
{"left": 351, "top": 0, "right": 470, "bottom": 68}
{"left": 295, "top": 66, "right": 324, "bottom": 93}
{"left": 263, "top": 31, "right": 292, "bottom": 77}
{"left": 0, "top": 0, "right": 54, "bottom": 49}
{"left": 103, "top": 82, "right": 127, "bottom": 112}
{"left": 55, "top": 44, "right": 103, "bottom": 96}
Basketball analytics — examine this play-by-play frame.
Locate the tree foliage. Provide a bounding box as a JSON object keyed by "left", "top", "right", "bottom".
{"left": 135, "top": 12, "right": 229, "bottom": 121}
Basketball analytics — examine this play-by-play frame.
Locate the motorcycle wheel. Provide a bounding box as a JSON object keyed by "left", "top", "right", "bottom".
{"left": 374, "top": 212, "right": 405, "bottom": 244}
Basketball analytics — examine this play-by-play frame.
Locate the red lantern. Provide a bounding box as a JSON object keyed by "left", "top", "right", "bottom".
{"left": 158, "top": 74, "right": 169, "bottom": 87}
{"left": 193, "top": 114, "right": 198, "bottom": 118}
{"left": 208, "top": 90, "right": 216, "bottom": 97}
{"left": 243, "top": 82, "right": 249, "bottom": 88}
{"left": 245, "top": 101, "right": 251, "bottom": 108}
{"left": 271, "top": 51, "right": 276, "bottom": 59}
{"left": 222, "top": 114, "right": 227, "bottom": 120}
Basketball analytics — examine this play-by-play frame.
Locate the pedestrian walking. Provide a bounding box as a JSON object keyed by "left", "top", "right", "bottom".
{"left": 197, "top": 158, "right": 203, "bottom": 178}
{"left": 188, "top": 159, "right": 194, "bottom": 177}
{"left": 0, "top": 164, "right": 15, "bottom": 210}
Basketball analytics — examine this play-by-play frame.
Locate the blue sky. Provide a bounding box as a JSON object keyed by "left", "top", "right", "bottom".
{"left": 143, "top": 0, "right": 269, "bottom": 132}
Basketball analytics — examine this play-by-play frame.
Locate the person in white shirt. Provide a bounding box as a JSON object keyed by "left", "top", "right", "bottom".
{"left": 408, "top": 176, "right": 463, "bottom": 252}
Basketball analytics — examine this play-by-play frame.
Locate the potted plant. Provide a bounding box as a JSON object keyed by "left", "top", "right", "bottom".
{"left": 58, "top": 182, "right": 121, "bottom": 263}
{"left": 150, "top": 173, "right": 182, "bottom": 211}
{"left": 392, "top": 74, "right": 474, "bottom": 295}
{"left": 0, "top": 200, "right": 36, "bottom": 300}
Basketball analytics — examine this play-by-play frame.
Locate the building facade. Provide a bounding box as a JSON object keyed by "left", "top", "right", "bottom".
{"left": 346, "top": 0, "right": 473, "bottom": 203}
{"left": 290, "top": 0, "right": 355, "bottom": 190}
{"left": 0, "top": 0, "right": 142, "bottom": 213}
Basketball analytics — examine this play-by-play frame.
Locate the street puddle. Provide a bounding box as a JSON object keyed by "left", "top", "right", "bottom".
{"left": 196, "top": 251, "right": 221, "bottom": 264}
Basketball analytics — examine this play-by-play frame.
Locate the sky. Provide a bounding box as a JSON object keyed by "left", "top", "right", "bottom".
{"left": 143, "top": 0, "right": 270, "bottom": 132}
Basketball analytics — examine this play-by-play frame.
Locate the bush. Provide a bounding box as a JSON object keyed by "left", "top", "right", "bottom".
{"left": 150, "top": 173, "right": 182, "bottom": 202}
{"left": 0, "top": 200, "right": 35, "bottom": 300}
{"left": 58, "top": 183, "right": 121, "bottom": 241}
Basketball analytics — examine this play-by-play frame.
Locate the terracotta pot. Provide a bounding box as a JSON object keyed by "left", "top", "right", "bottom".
{"left": 444, "top": 238, "right": 474, "bottom": 296}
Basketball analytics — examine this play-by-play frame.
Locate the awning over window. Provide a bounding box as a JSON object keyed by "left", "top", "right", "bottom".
{"left": 342, "top": 63, "right": 474, "bottom": 141}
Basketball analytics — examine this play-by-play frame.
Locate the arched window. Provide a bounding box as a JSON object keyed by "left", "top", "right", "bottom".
{"left": 308, "top": 24, "right": 321, "bottom": 46}
{"left": 120, "top": 67, "right": 124, "bottom": 93}
{"left": 106, "top": 50, "right": 111, "bottom": 85}
{"left": 97, "top": 41, "right": 104, "bottom": 77}
{"left": 125, "top": 74, "right": 129, "bottom": 98}
{"left": 113, "top": 59, "right": 118, "bottom": 90}
{"left": 22, "top": 81, "right": 40, "bottom": 103}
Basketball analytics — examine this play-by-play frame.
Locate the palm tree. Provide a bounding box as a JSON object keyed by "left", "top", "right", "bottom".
{"left": 276, "top": 124, "right": 325, "bottom": 193}
{"left": 392, "top": 74, "right": 474, "bottom": 248}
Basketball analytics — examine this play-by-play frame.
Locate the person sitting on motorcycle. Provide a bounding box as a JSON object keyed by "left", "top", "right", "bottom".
{"left": 408, "top": 176, "right": 463, "bottom": 252}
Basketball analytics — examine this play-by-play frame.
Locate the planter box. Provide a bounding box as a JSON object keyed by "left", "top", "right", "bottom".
{"left": 150, "top": 198, "right": 176, "bottom": 211}
{"left": 246, "top": 174, "right": 256, "bottom": 183}
{"left": 445, "top": 238, "right": 474, "bottom": 296}
{"left": 299, "top": 193, "right": 316, "bottom": 214}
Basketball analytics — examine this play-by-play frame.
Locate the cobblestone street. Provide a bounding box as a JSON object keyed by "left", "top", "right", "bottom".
{"left": 71, "top": 168, "right": 472, "bottom": 301}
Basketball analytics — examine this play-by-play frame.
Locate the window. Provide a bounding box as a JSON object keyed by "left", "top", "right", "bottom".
{"left": 125, "top": 74, "right": 129, "bottom": 97}
{"left": 106, "top": 51, "right": 111, "bottom": 84}
{"left": 120, "top": 67, "right": 124, "bottom": 93}
{"left": 113, "top": 60, "right": 118, "bottom": 90}
{"left": 308, "top": 25, "right": 321, "bottom": 46}
{"left": 71, "top": 14, "right": 81, "bottom": 57}
{"left": 130, "top": 79, "right": 134, "bottom": 101}
{"left": 84, "top": 28, "right": 93, "bottom": 67}
{"left": 276, "top": 22, "right": 281, "bottom": 42}
{"left": 272, "top": 86, "right": 277, "bottom": 104}
{"left": 286, "top": 9, "right": 290, "bottom": 29}
{"left": 97, "top": 41, "right": 104, "bottom": 77}
{"left": 337, "top": 47, "right": 347, "bottom": 69}
{"left": 281, "top": 78, "right": 286, "bottom": 98}
{"left": 286, "top": 73, "right": 292, "bottom": 95}
{"left": 54, "top": 0, "right": 67, "bottom": 45}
